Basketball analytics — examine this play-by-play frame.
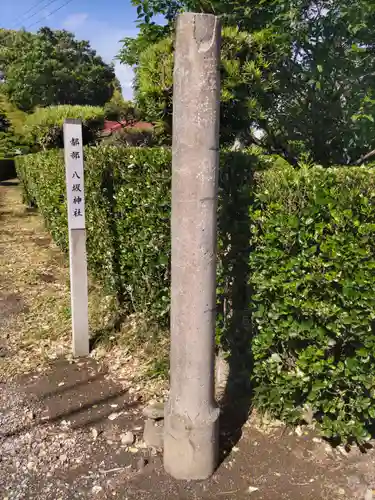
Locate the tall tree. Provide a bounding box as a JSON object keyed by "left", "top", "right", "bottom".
{"left": 128, "top": 27, "right": 282, "bottom": 149}
{"left": 0, "top": 98, "right": 29, "bottom": 158}
{"left": 120, "top": 0, "right": 375, "bottom": 166}
{"left": 0, "top": 27, "right": 116, "bottom": 112}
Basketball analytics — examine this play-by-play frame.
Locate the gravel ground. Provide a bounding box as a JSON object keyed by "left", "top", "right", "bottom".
{"left": 0, "top": 362, "right": 147, "bottom": 500}
{"left": 2, "top": 359, "right": 375, "bottom": 500}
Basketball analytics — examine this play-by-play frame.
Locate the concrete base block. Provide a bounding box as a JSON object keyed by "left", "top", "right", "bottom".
{"left": 163, "top": 407, "right": 220, "bottom": 480}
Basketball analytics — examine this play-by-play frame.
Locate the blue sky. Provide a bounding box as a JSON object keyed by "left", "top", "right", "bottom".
{"left": 0, "top": 0, "right": 141, "bottom": 99}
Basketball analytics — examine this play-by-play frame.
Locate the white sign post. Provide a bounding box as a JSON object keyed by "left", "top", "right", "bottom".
{"left": 63, "top": 119, "right": 89, "bottom": 357}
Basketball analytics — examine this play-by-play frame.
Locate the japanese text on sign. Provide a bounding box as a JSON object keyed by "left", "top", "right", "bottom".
{"left": 63, "top": 121, "right": 86, "bottom": 230}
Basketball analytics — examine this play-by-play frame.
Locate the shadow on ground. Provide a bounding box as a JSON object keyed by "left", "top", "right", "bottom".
{"left": 1, "top": 357, "right": 358, "bottom": 500}
{"left": 4, "top": 358, "right": 142, "bottom": 439}
{"left": 0, "top": 179, "right": 19, "bottom": 187}
{"left": 217, "top": 152, "right": 256, "bottom": 462}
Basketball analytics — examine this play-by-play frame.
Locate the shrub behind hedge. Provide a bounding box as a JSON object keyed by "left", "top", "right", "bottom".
{"left": 250, "top": 164, "right": 375, "bottom": 442}
{"left": 23, "top": 105, "right": 105, "bottom": 151}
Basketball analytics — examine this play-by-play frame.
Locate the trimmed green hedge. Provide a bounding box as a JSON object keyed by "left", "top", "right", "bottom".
{"left": 250, "top": 164, "right": 375, "bottom": 443}
{"left": 16, "top": 146, "right": 172, "bottom": 319}
{"left": 0, "top": 158, "right": 16, "bottom": 181}
{"left": 16, "top": 148, "right": 375, "bottom": 443}
{"left": 16, "top": 146, "right": 254, "bottom": 323}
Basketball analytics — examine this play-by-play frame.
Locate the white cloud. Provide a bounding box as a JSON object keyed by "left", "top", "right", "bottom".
{"left": 112, "top": 63, "right": 133, "bottom": 99}
{"left": 91, "top": 28, "right": 136, "bottom": 99}
{"left": 62, "top": 13, "right": 89, "bottom": 31}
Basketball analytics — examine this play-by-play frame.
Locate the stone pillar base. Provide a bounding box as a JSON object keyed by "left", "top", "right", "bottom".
{"left": 163, "top": 407, "right": 220, "bottom": 480}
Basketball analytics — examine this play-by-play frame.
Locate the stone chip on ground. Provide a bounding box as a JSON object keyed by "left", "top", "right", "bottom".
{"left": 121, "top": 431, "right": 135, "bottom": 445}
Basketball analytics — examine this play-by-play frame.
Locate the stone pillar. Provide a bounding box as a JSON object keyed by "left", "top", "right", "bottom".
{"left": 163, "top": 12, "right": 221, "bottom": 480}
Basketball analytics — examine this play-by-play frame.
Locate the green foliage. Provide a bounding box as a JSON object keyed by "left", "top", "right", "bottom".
{"left": 219, "top": 26, "right": 280, "bottom": 147}
{"left": 104, "top": 90, "right": 140, "bottom": 123}
{"left": 134, "top": 37, "right": 174, "bottom": 139}
{"left": 119, "top": 23, "right": 171, "bottom": 66}
{"left": 0, "top": 106, "right": 10, "bottom": 132}
{"left": 130, "top": 0, "right": 286, "bottom": 25}
{"left": 0, "top": 104, "right": 13, "bottom": 157}
{"left": 0, "top": 27, "right": 116, "bottom": 111}
{"left": 250, "top": 163, "right": 375, "bottom": 443}
{"left": 129, "top": 27, "right": 280, "bottom": 146}
{"left": 15, "top": 145, "right": 254, "bottom": 324}
{"left": 216, "top": 150, "right": 256, "bottom": 360}
{"left": 121, "top": 0, "right": 375, "bottom": 165}
{"left": 23, "top": 105, "right": 105, "bottom": 151}
{"left": 0, "top": 94, "right": 28, "bottom": 136}
{"left": 0, "top": 133, "right": 24, "bottom": 158}
{"left": 0, "top": 96, "right": 30, "bottom": 157}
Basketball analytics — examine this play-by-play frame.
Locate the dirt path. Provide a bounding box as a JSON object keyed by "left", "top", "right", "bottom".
{"left": 0, "top": 180, "right": 166, "bottom": 392}
{"left": 0, "top": 179, "right": 77, "bottom": 378}
{"left": 1, "top": 180, "right": 375, "bottom": 499}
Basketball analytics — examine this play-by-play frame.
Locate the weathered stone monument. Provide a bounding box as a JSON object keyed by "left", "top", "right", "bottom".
{"left": 163, "top": 12, "right": 221, "bottom": 480}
